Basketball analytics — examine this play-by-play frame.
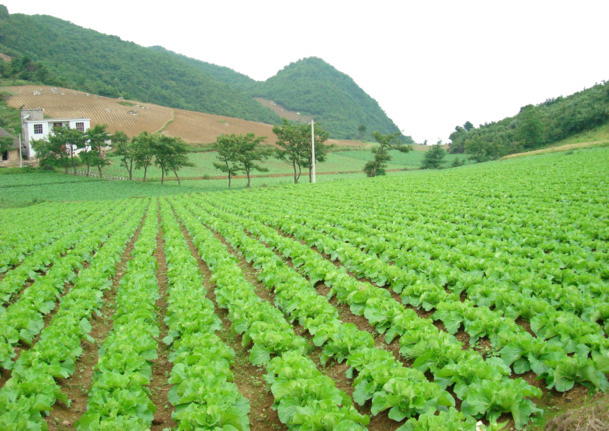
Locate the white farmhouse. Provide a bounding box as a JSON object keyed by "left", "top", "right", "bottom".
{"left": 21, "top": 109, "right": 91, "bottom": 158}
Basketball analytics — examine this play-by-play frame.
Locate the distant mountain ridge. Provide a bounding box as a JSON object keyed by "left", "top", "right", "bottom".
{"left": 0, "top": 5, "right": 409, "bottom": 141}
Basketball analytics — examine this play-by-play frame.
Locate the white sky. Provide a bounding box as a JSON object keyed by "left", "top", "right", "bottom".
{"left": 3, "top": 0, "right": 608, "bottom": 144}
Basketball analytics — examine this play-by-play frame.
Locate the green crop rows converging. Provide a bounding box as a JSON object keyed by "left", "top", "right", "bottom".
{"left": 0, "top": 147, "right": 607, "bottom": 430}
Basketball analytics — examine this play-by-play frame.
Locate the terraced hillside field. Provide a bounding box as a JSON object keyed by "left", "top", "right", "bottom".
{"left": 3, "top": 85, "right": 363, "bottom": 148}
{"left": 0, "top": 147, "right": 607, "bottom": 430}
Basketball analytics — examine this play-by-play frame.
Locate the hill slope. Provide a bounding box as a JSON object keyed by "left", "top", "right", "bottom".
{"left": 449, "top": 80, "right": 609, "bottom": 161}
{"left": 0, "top": 7, "right": 410, "bottom": 141}
{"left": 252, "top": 57, "right": 412, "bottom": 142}
{"left": 0, "top": 11, "right": 279, "bottom": 124}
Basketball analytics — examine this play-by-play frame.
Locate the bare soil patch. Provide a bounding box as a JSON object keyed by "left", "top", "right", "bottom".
{"left": 150, "top": 207, "right": 176, "bottom": 430}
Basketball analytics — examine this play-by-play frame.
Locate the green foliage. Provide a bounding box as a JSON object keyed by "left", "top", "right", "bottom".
{"left": 212, "top": 133, "right": 269, "bottom": 187}
{"left": 364, "top": 131, "right": 412, "bottom": 177}
{"left": 253, "top": 57, "right": 414, "bottom": 141}
{"left": 233, "top": 133, "right": 269, "bottom": 188}
{"left": 420, "top": 142, "right": 446, "bottom": 169}
{"left": 0, "top": 56, "right": 60, "bottom": 86}
{"left": 151, "top": 135, "right": 192, "bottom": 185}
{"left": 0, "top": 136, "right": 13, "bottom": 154}
{"left": 0, "top": 12, "right": 279, "bottom": 124}
{"left": 273, "top": 118, "right": 331, "bottom": 183}
{"left": 0, "top": 92, "right": 22, "bottom": 133}
{"left": 451, "top": 81, "right": 609, "bottom": 161}
{"left": 0, "top": 13, "right": 416, "bottom": 142}
{"left": 109, "top": 131, "right": 132, "bottom": 179}
{"left": 132, "top": 132, "right": 155, "bottom": 182}
{"left": 82, "top": 124, "right": 111, "bottom": 176}
{"left": 212, "top": 134, "right": 242, "bottom": 188}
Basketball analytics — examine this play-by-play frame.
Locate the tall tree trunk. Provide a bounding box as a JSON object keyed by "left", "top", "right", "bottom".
{"left": 70, "top": 149, "right": 76, "bottom": 174}
{"left": 246, "top": 168, "right": 251, "bottom": 188}
{"left": 128, "top": 160, "right": 133, "bottom": 180}
{"left": 228, "top": 172, "right": 232, "bottom": 188}
{"left": 161, "top": 170, "right": 165, "bottom": 184}
{"left": 293, "top": 159, "right": 297, "bottom": 184}
{"left": 173, "top": 169, "right": 180, "bottom": 185}
{"left": 98, "top": 164, "right": 102, "bottom": 177}
{"left": 143, "top": 166, "right": 148, "bottom": 182}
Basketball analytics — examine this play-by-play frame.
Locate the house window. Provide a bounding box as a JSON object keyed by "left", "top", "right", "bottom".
{"left": 34, "top": 124, "right": 43, "bottom": 134}
{"left": 2, "top": 151, "right": 8, "bottom": 161}
{"left": 76, "top": 122, "right": 85, "bottom": 132}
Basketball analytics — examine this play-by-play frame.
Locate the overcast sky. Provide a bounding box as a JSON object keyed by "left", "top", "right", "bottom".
{"left": 3, "top": 0, "right": 608, "bottom": 144}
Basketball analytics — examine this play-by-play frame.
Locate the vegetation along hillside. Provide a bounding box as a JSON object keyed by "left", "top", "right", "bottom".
{"left": 252, "top": 57, "right": 412, "bottom": 142}
{"left": 449, "top": 80, "right": 609, "bottom": 161}
{"left": 0, "top": 6, "right": 408, "bottom": 141}
{"left": 0, "top": 7, "right": 279, "bottom": 124}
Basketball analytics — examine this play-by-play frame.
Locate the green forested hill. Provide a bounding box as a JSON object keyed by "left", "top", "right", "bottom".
{"left": 148, "top": 46, "right": 257, "bottom": 93}
{"left": 252, "top": 57, "right": 412, "bottom": 142}
{"left": 0, "top": 11, "right": 280, "bottom": 124}
{"left": 449, "top": 81, "right": 609, "bottom": 161}
{"left": 0, "top": 6, "right": 409, "bottom": 140}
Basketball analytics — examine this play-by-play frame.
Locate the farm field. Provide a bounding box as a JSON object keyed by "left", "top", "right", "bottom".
{"left": 0, "top": 147, "right": 607, "bottom": 430}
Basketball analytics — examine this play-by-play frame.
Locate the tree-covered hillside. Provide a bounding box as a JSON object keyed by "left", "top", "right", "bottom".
{"left": 0, "top": 6, "right": 411, "bottom": 141}
{"left": 252, "top": 57, "right": 412, "bottom": 142}
{"left": 149, "top": 46, "right": 257, "bottom": 93}
{"left": 450, "top": 81, "right": 609, "bottom": 161}
{"left": 0, "top": 9, "right": 279, "bottom": 124}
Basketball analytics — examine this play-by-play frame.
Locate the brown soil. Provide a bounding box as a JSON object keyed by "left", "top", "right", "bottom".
{"left": 150, "top": 205, "right": 177, "bottom": 430}
{"left": 176, "top": 217, "right": 284, "bottom": 431}
{"left": 4, "top": 84, "right": 371, "bottom": 150}
{"left": 45, "top": 213, "right": 145, "bottom": 430}
{"left": 543, "top": 391, "right": 609, "bottom": 431}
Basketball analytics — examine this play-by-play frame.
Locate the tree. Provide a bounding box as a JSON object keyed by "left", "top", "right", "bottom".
{"left": 363, "top": 131, "right": 411, "bottom": 177}
{"left": 31, "top": 126, "right": 84, "bottom": 173}
{"left": 152, "top": 134, "right": 191, "bottom": 185}
{"left": 59, "top": 127, "right": 87, "bottom": 174}
{"left": 465, "top": 134, "right": 501, "bottom": 163}
{"left": 110, "top": 131, "right": 134, "bottom": 179}
{"left": 132, "top": 132, "right": 155, "bottom": 182}
{"left": 273, "top": 118, "right": 330, "bottom": 184}
{"left": 213, "top": 134, "right": 242, "bottom": 188}
{"left": 234, "top": 133, "right": 269, "bottom": 188}
{"left": 358, "top": 124, "right": 367, "bottom": 140}
{"left": 273, "top": 118, "right": 307, "bottom": 184}
{"left": 0, "top": 136, "right": 13, "bottom": 155}
{"left": 421, "top": 141, "right": 446, "bottom": 169}
{"left": 31, "top": 131, "right": 70, "bottom": 172}
{"left": 85, "top": 124, "right": 111, "bottom": 176}
{"left": 517, "top": 105, "right": 546, "bottom": 149}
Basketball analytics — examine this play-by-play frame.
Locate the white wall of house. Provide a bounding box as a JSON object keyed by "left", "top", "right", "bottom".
{"left": 23, "top": 117, "right": 91, "bottom": 158}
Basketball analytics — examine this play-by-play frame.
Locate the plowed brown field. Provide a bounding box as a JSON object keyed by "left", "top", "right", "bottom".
{"left": 4, "top": 85, "right": 366, "bottom": 148}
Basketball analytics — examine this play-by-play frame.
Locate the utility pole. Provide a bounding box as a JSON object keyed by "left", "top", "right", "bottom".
{"left": 311, "top": 119, "right": 316, "bottom": 184}
{"left": 18, "top": 134, "right": 22, "bottom": 168}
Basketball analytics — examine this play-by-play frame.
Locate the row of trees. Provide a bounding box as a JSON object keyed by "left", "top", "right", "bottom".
{"left": 32, "top": 125, "right": 192, "bottom": 184}
{"left": 33, "top": 117, "right": 450, "bottom": 185}
{"left": 213, "top": 119, "right": 331, "bottom": 187}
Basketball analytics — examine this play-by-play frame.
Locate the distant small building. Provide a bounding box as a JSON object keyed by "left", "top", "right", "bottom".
{"left": 21, "top": 109, "right": 91, "bottom": 158}
{"left": 0, "top": 127, "right": 19, "bottom": 167}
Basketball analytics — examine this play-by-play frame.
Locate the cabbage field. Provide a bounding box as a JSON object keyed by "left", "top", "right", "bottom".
{"left": 0, "top": 147, "right": 607, "bottom": 430}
